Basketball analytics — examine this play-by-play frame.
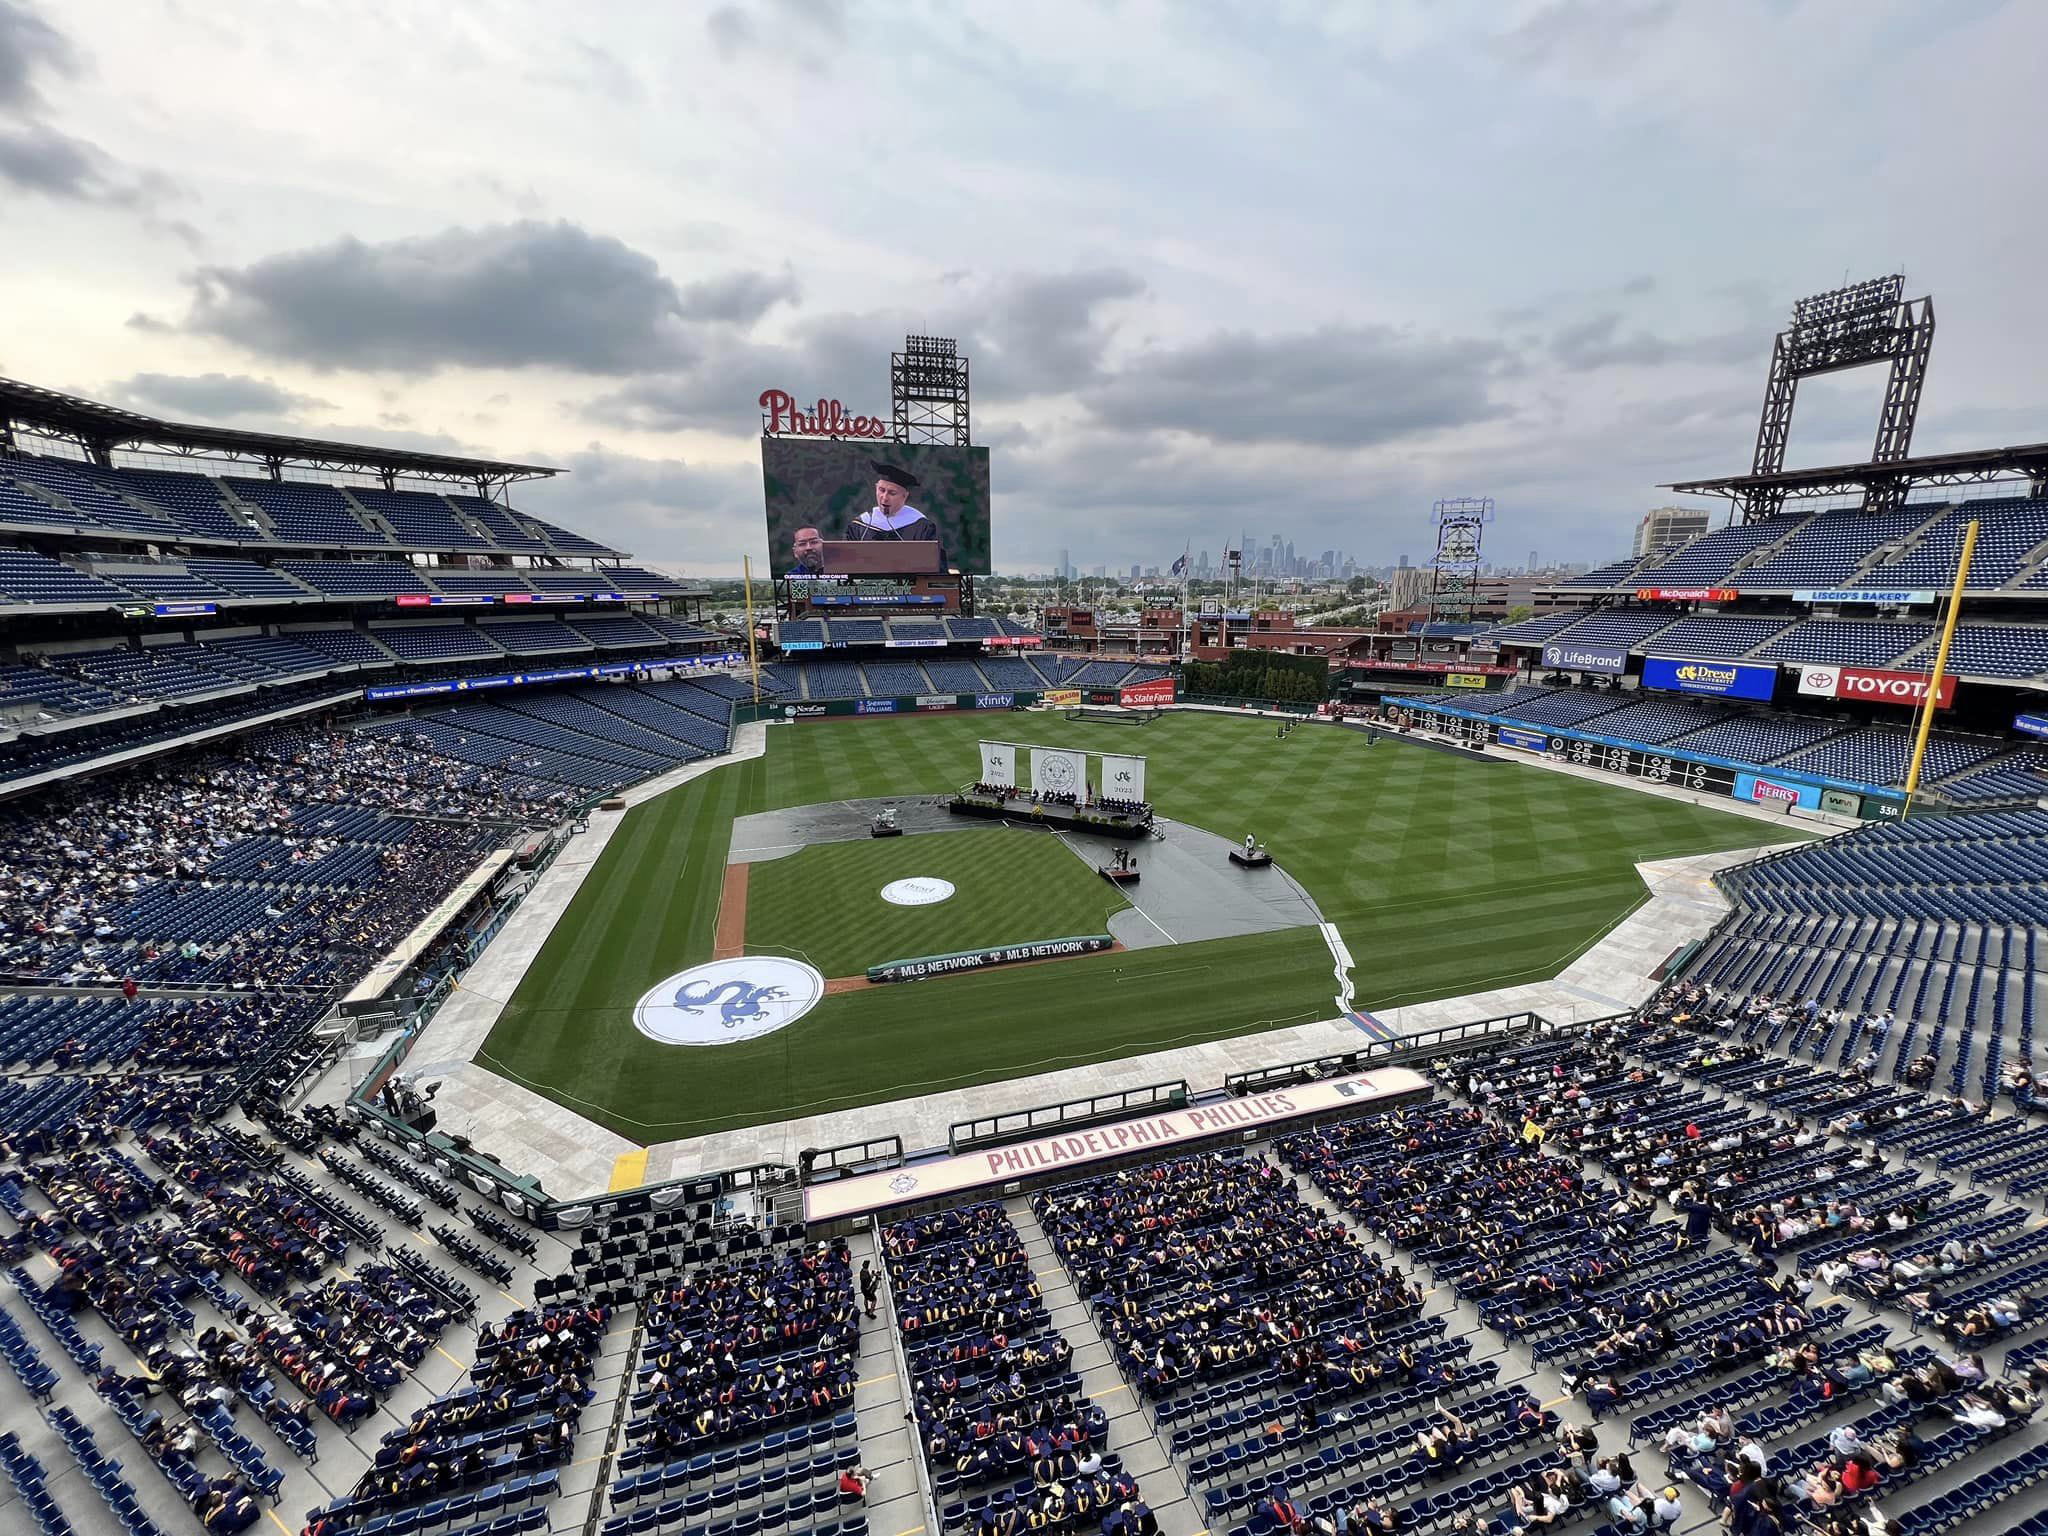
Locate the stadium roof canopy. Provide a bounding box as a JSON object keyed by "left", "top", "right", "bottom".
{"left": 0, "top": 375, "right": 561, "bottom": 489}
{"left": 1668, "top": 438, "right": 2048, "bottom": 514}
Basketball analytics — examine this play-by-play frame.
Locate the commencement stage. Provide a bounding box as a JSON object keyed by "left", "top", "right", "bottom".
{"left": 948, "top": 790, "right": 1153, "bottom": 840}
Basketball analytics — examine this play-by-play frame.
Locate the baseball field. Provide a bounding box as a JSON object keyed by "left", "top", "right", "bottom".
{"left": 477, "top": 711, "right": 1795, "bottom": 1139}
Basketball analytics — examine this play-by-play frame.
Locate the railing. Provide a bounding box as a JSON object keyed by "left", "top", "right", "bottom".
{"left": 948, "top": 1080, "right": 1189, "bottom": 1154}
{"left": 1223, "top": 1011, "right": 1551, "bottom": 1095}
{"left": 802, "top": 1136, "right": 905, "bottom": 1183}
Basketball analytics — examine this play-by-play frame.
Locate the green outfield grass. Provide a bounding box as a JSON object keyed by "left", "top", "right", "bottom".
{"left": 479, "top": 712, "right": 1801, "bottom": 1140}
{"left": 743, "top": 827, "right": 1128, "bottom": 977}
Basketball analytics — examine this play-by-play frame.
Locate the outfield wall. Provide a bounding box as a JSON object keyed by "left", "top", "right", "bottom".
{"left": 739, "top": 690, "right": 1038, "bottom": 723}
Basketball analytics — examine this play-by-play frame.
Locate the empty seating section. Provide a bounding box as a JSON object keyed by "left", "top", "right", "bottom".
{"left": 1478, "top": 611, "right": 1585, "bottom": 646}
{"left": 448, "top": 494, "right": 547, "bottom": 550}
{"left": 1559, "top": 552, "right": 1663, "bottom": 588}
{"left": 1635, "top": 514, "right": 1802, "bottom": 584}
{"left": 1780, "top": 727, "right": 2005, "bottom": 788}
{"left": 1941, "top": 626, "right": 2048, "bottom": 679}
{"left": 1548, "top": 608, "right": 1680, "bottom": 650}
{"left": 278, "top": 560, "right": 433, "bottom": 597}
{"left": 1638, "top": 614, "right": 1796, "bottom": 659}
{"left": 59, "top": 645, "right": 232, "bottom": 700}
{"left": 350, "top": 486, "right": 494, "bottom": 549}
{"left": 1935, "top": 748, "right": 2048, "bottom": 805}
{"left": 0, "top": 550, "right": 133, "bottom": 605}
{"left": 482, "top": 618, "right": 590, "bottom": 654}
{"left": 369, "top": 625, "right": 505, "bottom": 664}
{"left": 827, "top": 619, "right": 887, "bottom": 645}
{"left": 1072, "top": 661, "right": 1136, "bottom": 687}
{"left": 0, "top": 471, "right": 100, "bottom": 530}
{"left": 105, "top": 466, "right": 260, "bottom": 541}
{"left": 226, "top": 477, "right": 384, "bottom": 545}
{"left": 780, "top": 620, "right": 826, "bottom": 647}
{"left": 1668, "top": 712, "right": 1842, "bottom": 764}
{"left": 1, "top": 454, "right": 181, "bottom": 538}
{"left": 523, "top": 513, "right": 619, "bottom": 556}
{"left": 860, "top": 662, "right": 930, "bottom": 696}
{"left": 1756, "top": 620, "right": 1933, "bottom": 667}
{"left": 1566, "top": 695, "right": 1725, "bottom": 744}
{"left": 921, "top": 660, "right": 991, "bottom": 693}
{"left": 596, "top": 566, "right": 679, "bottom": 595}
{"left": 427, "top": 567, "right": 534, "bottom": 594}
{"left": 288, "top": 627, "right": 396, "bottom": 665}
{"left": 886, "top": 623, "right": 947, "bottom": 647}
{"left": 102, "top": 563, "right": 229, "bottom": 601}
{"left": 1860, "top": 499, "right": 2048, "bottom": 590}
{"left": 800, "top": 663, "right": 869, "bottom": 699}
{"left": 945, "top": 617, "right": 997, "bottom": 639}
{"left": 975, "top": 657, "right": 1040, "bottom": 691}
{"left": 1492, "top": 688, "right": 1628, "bottom": 728}
{"left": 183, "top": 559, "right": 311, "bottom": 598}
{"left": 0, "top": 662, "right": 124, "bottom": 718}
{"left": 571, "top": 614, "right": 665, "bottom": 648}
{"left": 1735, "top": 505, "right": 1934, "bottom": 588}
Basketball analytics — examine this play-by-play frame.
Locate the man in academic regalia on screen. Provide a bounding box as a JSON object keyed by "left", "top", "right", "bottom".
{"left": 845, "top": 461, "right": 943, "bottom": 560}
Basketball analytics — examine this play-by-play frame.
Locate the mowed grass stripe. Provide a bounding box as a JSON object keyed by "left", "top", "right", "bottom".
{"left": 745, "top": 828, "right": 1128, "bottom": 977}
{"left": 482, "top": 713, "right": 1801, "bottom": 1139}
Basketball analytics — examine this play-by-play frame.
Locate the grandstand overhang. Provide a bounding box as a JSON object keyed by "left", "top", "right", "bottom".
{"left": 1667, "top": 438, "right": 2048, "bottom": 515}
{"left": 0, "top": 376, "right": 561, "bottom": 491}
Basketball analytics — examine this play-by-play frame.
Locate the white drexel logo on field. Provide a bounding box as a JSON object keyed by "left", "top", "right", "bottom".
{"left": 632, "top": 957, "right": 825, "bottom": 1046}
{"left": 880, "top": 877, "right": 955, "bottom": 907}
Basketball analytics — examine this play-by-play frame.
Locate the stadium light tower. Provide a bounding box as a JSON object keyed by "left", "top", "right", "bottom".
{"left": 891, "top": 335, "right": 971, "bottom": 446}
{"left": 1424, "top": 497, "right": 1492, "bottom": 630}
{"left": 1748, "top": 275, "right": 1933, "bottom": 519}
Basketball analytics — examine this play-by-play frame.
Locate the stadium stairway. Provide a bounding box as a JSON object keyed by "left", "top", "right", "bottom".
{"left": 1002, "top": 1197, "right": 1203, "bottom": 1536}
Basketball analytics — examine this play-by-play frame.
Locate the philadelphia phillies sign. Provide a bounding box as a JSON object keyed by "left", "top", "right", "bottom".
{"left": 758, "top": 389, "right": 891, "bottom": 439}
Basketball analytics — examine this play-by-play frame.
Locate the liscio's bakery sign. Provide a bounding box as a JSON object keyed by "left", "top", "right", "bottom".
{"left": 759, "top": 389, "right": 891, "bottom": 439}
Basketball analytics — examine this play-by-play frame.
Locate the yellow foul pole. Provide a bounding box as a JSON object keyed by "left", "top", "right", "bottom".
{"left": 1902, "top": 516, "right": 1977, "bottom": 814}
{"left": 742, "top": 554, "right": 762, "bottom": 704}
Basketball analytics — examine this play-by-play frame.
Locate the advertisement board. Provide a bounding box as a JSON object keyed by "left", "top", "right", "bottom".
{"left": 1497, "top": 726, "right": 1549, "bottom": 752}
{"left": 867, "top": 934, "right": 1116, "bottom": 984}
{"left": 1792, "top": 589, "right": 1936, "bottom": 605}
{"left": 1635, "top": 586, "right": 1737, "bottom": 602}
{"left": 2017, "top": 713, "right": 2048, "bottom": 740}
{"left": 1796, "top": 665, "right": 1955, "bottom": 710}
{"left": 1120, "top": 676, "right": 1178, "bottom": 707}
{"left": 763, "top": 438, "right": 992, "bottom": 575}
{"left": 1641, "top": 656, "right": 1777, "bottom": 701}
{"left": 1443, "top": 673, "right": 1490, "bottom": 689}
{"left": 856, "top": 698, "right": 898, "bottom": 714}
{"left": 1734, "top": 771, "right": 1824, "bottom": 810}
{"left": 365, "top": 653, "right": 744, "bottom": 703}
{"left": 1819, "top": 789, "right": 1863, "bottom": 817}
{"left": 1541, "top": 641, "right": 1628, "bottom": 674}
{"left": 1044, "top": 689, "right": 1082, "bottom": 707}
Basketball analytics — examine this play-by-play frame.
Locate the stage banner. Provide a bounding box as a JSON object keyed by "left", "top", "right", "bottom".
{"left": 979, "top": 740, "right": 1016, "bottom": 787}
{"left": 1030, "top": 747, "right": 1087, "bottom": 798}
{"left": 1100, "top": 752, "right": 1146, "bottom": 803}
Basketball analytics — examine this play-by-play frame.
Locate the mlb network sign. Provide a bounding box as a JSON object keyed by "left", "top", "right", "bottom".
{"left": 1641, "top": 656, "right": 1777, "bottom": 701}
{"left": 1797, "top": 665, "right": 1955, "bottom": 710}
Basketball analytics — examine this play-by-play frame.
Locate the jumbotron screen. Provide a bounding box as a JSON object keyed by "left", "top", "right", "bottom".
{"left": 762, "top": 439, "right": 991, "bottom": 577}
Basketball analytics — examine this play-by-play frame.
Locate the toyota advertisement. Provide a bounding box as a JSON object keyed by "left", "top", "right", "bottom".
{"left": 1796, "top": 665, "right": 1955, "bottom": 710}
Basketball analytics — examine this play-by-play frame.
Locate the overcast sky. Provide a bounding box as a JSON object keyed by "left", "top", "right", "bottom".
{"left": 3, "top": 0, "right": 2042, "bottom": 576}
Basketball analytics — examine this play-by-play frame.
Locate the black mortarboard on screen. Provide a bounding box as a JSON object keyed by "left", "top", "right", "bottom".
{"left": 870, "top": 461, "right": 920, "bottom": 490}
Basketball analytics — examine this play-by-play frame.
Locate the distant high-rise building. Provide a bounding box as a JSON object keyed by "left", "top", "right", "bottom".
{"left": 1634, "top": 506, "right": 1712, "bottom": 555}
{"left": 1058, "top": 547, "right": 1071, "bottom": 581}
{"left": 1130, "top": 563, "right": 1141, "bottom": 580}
{"left": 1527, "top": 549, "right": 1539, "bottom": 571}
{"left": 1093, "top": 565, "right": 1106, "bottom": 579}
{"left": 1397, "top": 553, "right": 1410, "bottom": 569}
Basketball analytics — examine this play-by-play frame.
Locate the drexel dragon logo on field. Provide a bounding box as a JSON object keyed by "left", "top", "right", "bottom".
{"left": 632, "top": 957, "right": 825, "bottom": 1046}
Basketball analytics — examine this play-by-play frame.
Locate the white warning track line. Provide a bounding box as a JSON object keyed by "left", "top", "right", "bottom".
{"left": 1322, "top": 921, "right": 1355, "bottom": 1016}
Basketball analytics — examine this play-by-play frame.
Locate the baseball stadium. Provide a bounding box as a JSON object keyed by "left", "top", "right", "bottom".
{"left": 4, "top": 15, "right": 2048, "bottom": 1536}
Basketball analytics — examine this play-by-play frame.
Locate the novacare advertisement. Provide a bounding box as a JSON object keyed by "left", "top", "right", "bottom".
{"left": 1641, "top": 656, "right": 1778, "bottom": 702}
{"left": 1735, "top": 772, "right": 1823, "bottom": 811}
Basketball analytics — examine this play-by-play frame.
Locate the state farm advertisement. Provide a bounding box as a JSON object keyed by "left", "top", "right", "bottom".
{"left": 1120, "top": 676, "right": 1178, "bottom": 707}
{"left": 1796, "top": 665, "right": 1955, "bottom": 710}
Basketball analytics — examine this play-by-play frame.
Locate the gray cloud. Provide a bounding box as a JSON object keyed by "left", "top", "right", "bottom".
{"left": 678, "top": 268, "right": 799, "bottom": 327}
{"left": 1080, "top": 325, "right": 1515, "bottom": 449}
{"left": 707, "top": 0, "right": 847, "bottom": 66}
{"left": 584, "top": 266, "right": 1142, "bottom": 434}
{"left": 167, "top": 220, "right": 788, "bottom": 376}
{"left": 1491, "top": 0, "right": 1676, "bottom": 73}
{"left": 0, "top": 0, "right": 70, "bottom": 113}
{"left": 110, "top": 370, "right": 334, "bottom": 419}
{"left": 515, "top": 444, "right": 761, "bottom": 571}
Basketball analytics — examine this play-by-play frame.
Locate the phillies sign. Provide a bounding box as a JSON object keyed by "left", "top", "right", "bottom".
{"left": 1797, "top": 665, "right": 1955, "bottom": 710}
{"left": 759, "top": 389, "right": 890, "bottom": 439}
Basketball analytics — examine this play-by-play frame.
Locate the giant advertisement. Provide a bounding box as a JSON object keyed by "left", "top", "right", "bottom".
{"left": 1541, "top": 640, "right": 1629, "bottom": 675}
{"left": 1796, "top": 665, "right": 1955, "bottom": 710}
{"left": 763, "top": 439, "right": 992, "bottom": 576}
{"left": 1641, "top": 656, "right": 1778, "bottom": 701}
